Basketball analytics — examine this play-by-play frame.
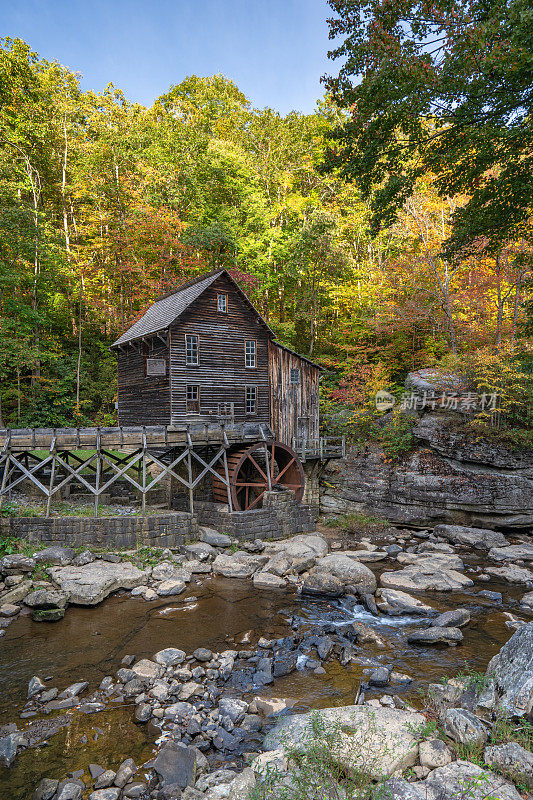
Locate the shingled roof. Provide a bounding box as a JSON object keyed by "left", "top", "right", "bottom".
{"left": 111, "top": 270, "right": 229, "bottom": 347}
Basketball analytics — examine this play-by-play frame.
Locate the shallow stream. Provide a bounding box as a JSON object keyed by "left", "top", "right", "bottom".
{"left": 0, "top": 562, "right": 529, "bottom": 798}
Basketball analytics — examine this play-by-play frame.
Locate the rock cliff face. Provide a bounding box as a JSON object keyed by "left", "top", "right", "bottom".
{"left": 320, "top": 413, "right": 533, "bottom": 529}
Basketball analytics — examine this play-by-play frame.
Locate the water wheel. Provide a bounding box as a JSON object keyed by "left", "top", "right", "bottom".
{"left": 213, "top": 441, "right": 305, "bottom": 511}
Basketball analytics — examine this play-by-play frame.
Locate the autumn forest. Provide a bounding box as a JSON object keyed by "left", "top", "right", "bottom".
{"left": 1, "top": 0, "right": 532, "bottom": 440}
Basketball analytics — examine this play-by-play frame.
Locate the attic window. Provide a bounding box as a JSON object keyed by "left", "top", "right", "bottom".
{"left": 245, "top": 340, "right": 256, "bottom": 368}
{"left": 290, "top": 368, "right": 300, "bottom": 385}
{"left": 186, "top": 334, "right": 198, "bottom": 365}
{"left": 217, "top": 293, "right": 228, "bottom": 313}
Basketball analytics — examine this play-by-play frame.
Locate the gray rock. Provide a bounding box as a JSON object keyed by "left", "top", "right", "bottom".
{"left": 32, "top": 607, "right": 66, "bottom": 622}
{"left": 24, "top": 589, "right": 70, "bottom": 609}
{"left": 88, "top": 790, "right": 120, "bottom": 800}
{"left": 225, "top": 768, "right": 256, "bottom": 800}
{"left": 369, "top": 667, "right": 390, "bottom": 687}
{"left": 312, "top": 554, "right": 377, "bottom": 593}
{"left": 485, "top": 564, "right": 533, "bottom": 585}
{"left": 520, "top": 591, "right": 533, "bottom": 611}
{"left": 33, "top": 778, "right": 59, "bottom": 800}
{"left": 486, "top": 620, "right": 533, "bottom": 714}
{"left": 193, "top": 647, "right": 212, "bottom": 662}
{"left": 484, "top": 741, "right": 533, "bottom": 789}
{"left": 301, "top": 571, "right": 344, "bottom": 597}
{"left": 33, "top": 546, "right": 75, "bottom": 565}
{"left": 60, "top": 681, "right": 88, "bottom": 698}
{"left": 212, "top": 553, "right": 267, "bottom": 578}
{"left": 430, "top": 608, "right": 470, "bottom": 628}
{"left": 253, "top": 571, "right": 286, "bottom": 589}
{"left": 48, "top": 561, "right": 149, "bottom": 605}
{"left": 273, "top": 651, "right": 298, "bottom": 677}
{"left": 132, "top": 659, "right": 161, "bottom": 681}
{"left": 0, "top": 554, "right": 35, "bottom": 574}
{"left": 0, "top": 731, "right": 24, "bottom": 767}
{"left": 381, "top": 567, "right": 473, "bottom": 593}
{"left": 56, "top": 783, "right": 83, "bottom": 800}
{"left": 114, "top": 757, "right": 136, "bottom": 788}
{"left": 435, "top": 524, "right": 508, "bottom": 549}
{"left": 121, "top": 783, "right": 147, "bottom": 798}
{"left": 134, "top": 703, "right": 151, "bottom": 723}
{"left": 419, "top": 738, "right": 452, "bottom": 769}
{"left": 264, "top": 705, "right": 424, "bottom": 779}
{"left": 72, "top": 550, "right": 95, "bottom": 566}
{"left": 184, "top": 542, "right": 217, "bottom": 561}
{"left": 478, "top": 590, "right": 502, "bottom": 601}
{"left": 28, "top": 675, "right": 46, "bottom": 698}
{"left": 443, "top": 708, "right": 488, "bottom": 746}
{"left": 0, "top": 603, "right": 19, "bottom": 616}
{"left": 89, "top": 764, "right": 105, "bottom": 779}
{"left": 408, "top": 627, "right": 463, "bottom": 645}
{"left": 218, "top": 697, "right": 247, "bottom": 723}
{"left": 419, "top": 759, "right": 521, "bottom": 800}
{"left": 199, "top": 527, "right": 232, "bottom": 547}
{"left": 154, "top": 647, "right": 186, "bottom": 666}
{"left": 489, "top": 544, "right": 533, "bottom": 562}
{"left": 380, "top": 778, "right": 425, "bottom": 800}
{"left": 152, "top": 741, "right": 197, "bottom": 788}
{"left": 376, "top": 588, "right": 437, "bottom": 616}
{"left": 93, "top": 770, "right": 116, "bottom": 789}
{"left": 156, "top": 579, "right": 186, "bottom": 596}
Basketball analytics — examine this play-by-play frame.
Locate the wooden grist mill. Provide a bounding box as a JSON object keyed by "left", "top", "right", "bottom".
{"left": 0, "top": 270, "right": 344, "bottom": 516}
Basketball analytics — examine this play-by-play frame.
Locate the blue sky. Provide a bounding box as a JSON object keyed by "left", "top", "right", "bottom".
{"left": 2, "top": 0, "right": 335, "bottom": 114}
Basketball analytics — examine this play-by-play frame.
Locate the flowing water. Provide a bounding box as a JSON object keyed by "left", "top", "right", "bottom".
{"left": 0, "top": 566, "right": 529, "bottom": 798}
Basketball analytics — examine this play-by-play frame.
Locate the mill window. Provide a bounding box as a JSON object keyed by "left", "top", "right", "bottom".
{"left": 245, "top": 386, "right": 257, "bottom": 414}
{"left": 245, "top": 339, "right": 256, "bottom": 368}
{"left": 186, "top": 385, "right": 200, "bottom": 413}
{"left": 185, "top": 334, "right": 198, "bottom": 365}
{"left": 217, "top": 293, "right": 228, "bottom": 313}
{"left": 290, "top": 368, "right": 300, "bottom": 384}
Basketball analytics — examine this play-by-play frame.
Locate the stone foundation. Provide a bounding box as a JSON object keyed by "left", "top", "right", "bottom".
{"left": 0, "top": 490, "right": 315, "bottom": 547}
{"left": 0, "top": 513, "right": 199, "bottom": 549}
{"left": 195, "top": 490, "right": 315, "bottom": 541}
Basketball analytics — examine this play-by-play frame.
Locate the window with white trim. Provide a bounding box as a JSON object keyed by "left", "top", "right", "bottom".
{"left": 217, "top": 293, "right": 228, "bottom": 313}
{"left": 185, "top": 334, "right": 198, "bottom": 365}
{"left": 245, "top": 386, "right": 257, "bottom": 414}
{"left": 186, "top": 385, "right": 200, "bottom": 413}
{"left": 290, "top": 368, "right": 300, "bottom": 384}
{"left": 245, "top": 339, "right": 256, "bottom": 368}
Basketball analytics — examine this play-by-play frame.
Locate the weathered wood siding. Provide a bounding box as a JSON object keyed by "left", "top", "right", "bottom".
{"left": 169, "top": 274, "right": 271, "bottom": 426}
{"left": 116, "top": 341, "right": 170, "bottom": 425}
{"left": 269, "top": 342, "right": 320, "bottom": 444}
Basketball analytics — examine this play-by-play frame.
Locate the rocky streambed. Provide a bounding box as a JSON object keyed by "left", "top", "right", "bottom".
{"left": 1, "top": 522, "right": 533, "bottom": 799}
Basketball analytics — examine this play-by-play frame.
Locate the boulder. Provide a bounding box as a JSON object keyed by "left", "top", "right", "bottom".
{"left": 311, "top": 554, "right": 377, "bottom": 593}
{"left": 48, "top": 561, "right": 149, "bottom": 605}
{"left": 300, "top": 572, "right": 344, "bottom": 598}
{"left": 396, "top": 552, "right": 465, "bottom": 571}
{"left": 263, "top": 705, "right": 424, "bottom": 779}
{"left": 152, "top": 741, "right": 197, "bottom": 788}
{"left": 88, "top": 790, "right": 120, "bottom": 800}
{"left": 430, "top": 609, "right": 471, "bottom": 628}
{"left": 32, "top": 607, "right": 65, "bottom": 622}
{"left": 212, "top": 553, "right": 267, "bottom": 578}
{"left": 253, "top": 572, "right": 286, "bottom": 589}
{"left": 376, "top": 589, "right": 437, "bottom": 616}
{"left": 381, "top": 567, "right": 473, "bottom": 593}
{"left": 442, "top": 708, "right": 488, "bottom": 746}
{"left": 24, "top": 589, "right": 69, "bottom": 609}
{"left": 28, "top": 675, "right": 46, "bottom": 698}
{"left": 199, "top": 527, "right": 232, "bottom": 547}
{"left": 33, "top": 779, "right": 60, "bottom": 800}
{"left": 419, "top": 760, "right": 521, "bottom": 800}
{"left": 151, "top": 561, "right": 191, "bottom": 582}
{"left": 484, "top": 742, "right": 533, "bottom": 790}
{"left": 419, "top": 738, "right": 452, "bottom": 769}
{"left": 114, "top": 757, "right": 136, "bottom": 788}
{"left": 434, "top": 524, "right": 508, "bottom": 549}
{"left": 184, "top": 542, "right": 217, "bottom": 561}
{"left": 408, "top": 627, "right": 463, "bottom": 646}
{"left": 154, "top": 648, "right": 186, "bottom": 666}
{"left": 156, "top": 579, "right": 186, "bottom": 596}
{"left": 0, "top": 731, "right": 25, "bottom": 767}
{"left": 521, "top": 591, "right": 533, "bottom": 611}
{"left": 224, "top": 768, "right": 256, "bottom": 800}
{"left": 266, "top": 534, "right": 328, "bottom": 559}
{"left": 0, "top": 581, "right": 32, "bottom": 604}
{"left": 379, "top": 778, "right": 425, "bottom": 800}
{"left": 218, "top": 697, "right": 247, "bottom": 724}
{"left": 486, "top": 621, "right": 533, "bottom": 715}
{"left": 488, "top": 544, "right": 533, "bottom": 562}
{"left": 485, "top": 564, "right": 533, "bottom": 584}
{"left": 0, "top": 603, "right": 20, "bottom": 617}
{"left": 132, "top": 659, "right": 161, "bottom": 681}
{"left": 33, "top": 546, "right": 75, "bottom": 565}
{"left": 0, "top": 554, "right": 35, "bottom": 574}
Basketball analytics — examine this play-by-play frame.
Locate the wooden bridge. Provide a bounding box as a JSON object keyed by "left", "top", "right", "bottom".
{"left": 0, "top": 424, "right": 344, "bottom": 517}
